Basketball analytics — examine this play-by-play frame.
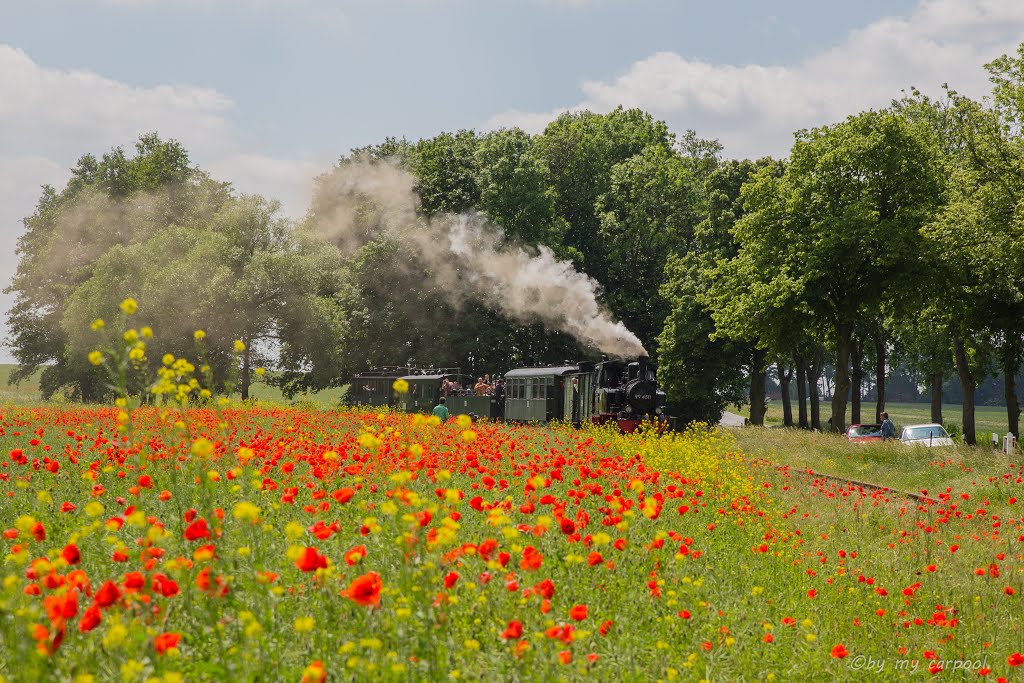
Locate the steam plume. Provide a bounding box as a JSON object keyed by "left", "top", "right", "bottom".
{"left": 310, "top": 159, "right": 647, "bottom": 357}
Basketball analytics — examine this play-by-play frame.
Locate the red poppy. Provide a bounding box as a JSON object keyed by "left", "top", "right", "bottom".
{"left": 94, "top": 581, "right": 121, "bottom": 608}
{"left": 831, "top": 644, "right": 849, "bottom": 659}
{"left": 152, "top": 574, "right": 180, "bottom": 598}
{"left": 296, "top": 547, "right": 329, "bottom": 572}
{"left": 123, "top": 572, "right": 146, "bottom": 591}
{"left": 302, "top": 661, "right": 327, "bottom": 683}
{"left": 154, "top": 632, "right": 181, "bottom": 654}
{"left": 347, "top": 572, "right": 382, "bottom": 607}
{"left": 1009, "top": 652, "right": 1024, "bottom": 667}
{"left": 501, "top": 620, "right": 523, "bottom": 639}
{"left": 78, "top": 605, "right": 101, "bottom": 633}
{"left": 521, "top": 546, "right": 543, "bottom": 572}
{"left": 534, "top": 578, "right": 555, "bottom": 599}
{"left": 60, "top": 544, "right": 81, "bottom": 565}
{"left": 344, "top": 545, "right": 367, "bottom": 566}
{"left": 569, "top": 604, "right": 588, "bottom": 621}
{"left": 183, "top": 518, "right": 211, "bottom": 541}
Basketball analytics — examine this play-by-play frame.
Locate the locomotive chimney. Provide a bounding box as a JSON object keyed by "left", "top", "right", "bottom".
{"left": 637, "top": 355, "right": 649, "bottom": 377}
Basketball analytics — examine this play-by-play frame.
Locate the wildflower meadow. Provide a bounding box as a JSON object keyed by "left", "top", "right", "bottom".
{"left": 0, "top": 307, "right": 1023, "bottom": 682}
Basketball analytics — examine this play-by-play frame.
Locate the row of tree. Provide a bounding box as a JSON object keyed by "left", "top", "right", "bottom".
{"left": 7, "top": 46, "right": 1024, "bottom": 443}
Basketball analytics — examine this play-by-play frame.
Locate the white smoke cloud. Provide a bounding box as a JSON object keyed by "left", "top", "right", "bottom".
{"left": 312, "top": 160, "right": 646, "bottom": 357}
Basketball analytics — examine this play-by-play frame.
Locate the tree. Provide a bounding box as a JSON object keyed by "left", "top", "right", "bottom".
{"left": 596, "top": 145, "right": 705, "bottom": 355}
{"left": 7, "top": 134, "right": 231, "bottom": 400}
{"left": 535, "top": 108, "right": 673, "bottom": 272}
{"left": 659, "top": 159, "right": 774, "bottom": 425}
{"left": 474, "top": 128, "right": 568, "bottom": 249}
{"left": 411, "top": 130, "right": 481, "bottom": 216}
{"left": 710, "top": 111, "right": 942, "bottom": 434}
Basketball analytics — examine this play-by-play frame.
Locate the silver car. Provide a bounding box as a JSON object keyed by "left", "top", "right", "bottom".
{"left": 899, "top": 423, "right": 955, "bottom": 447}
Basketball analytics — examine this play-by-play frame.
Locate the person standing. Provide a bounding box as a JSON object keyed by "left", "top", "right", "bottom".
{"left": 880, "top": 412, "right": 896, "bottom": 441}
{"left": 493, "top": 378, "right": 506, "bottom": 420}
{"left": 432, "top": 397, "right": 450, "bottom": 421}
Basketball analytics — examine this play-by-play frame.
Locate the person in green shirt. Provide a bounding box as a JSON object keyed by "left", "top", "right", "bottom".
{"left": 432, "top": 397, "right": 450, "bottom": 421}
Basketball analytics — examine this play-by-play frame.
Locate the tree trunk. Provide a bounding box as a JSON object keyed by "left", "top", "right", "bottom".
{"left": 851, "top": 336, "right": 863, "bottom": 426}
{"left": 1004, "top": 338, "right": 1022, "bottom": 438}
{"left": 954, "top": 336, "right": 977, "bottom": 446}
{"left": 930, "top": 372, "right": 943, "bottom": 425}
{"left": 241, "top": 338, "right": 252, "bottom": 401}
{"left": 808, "top": 344, "right": 825, "bottom": 431}
{"left": 830, "top": 323, "right": 853, "bottom": 434}
{"left": 749, "top": 348, "right": 767, "bottom": 426}
{"left": 778, "top": 362, "right": 794, "bottom": 427}
{"left": 795, "top": 356, "right": 809, "bottom": 430}
{"left": 874, "top": 337, "right": 886, "bottom": 423}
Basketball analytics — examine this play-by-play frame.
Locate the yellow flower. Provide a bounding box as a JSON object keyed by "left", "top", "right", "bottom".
{"left": 119, "top": 298, "right": 138, "bottom": 315}
{"left": 293, "top": 616, "right": 315, "bottom": 633}
{"left": 88, "top": 351, "right": 104, "bottom": 366}
{"left": 456, "top": 414, "right": 472, "bottom": 429}
{"left": 254, "top": 367, "right": 266, "bottom": 377}
{"left": 193, "top": 330, "right": 206, "bottom": 341}
{"left": 104, "top": 620, "right": 128, "bottom": 649}
{"left": 123, "top": 329, "right": 138, "bottom": 343}
{"left": 233, "top": 501, "right": 261, "bottom": 522}
{"left": 162, "top": 354, "right": 175, "bottom": 366}
{"left": 90, "top": 319, "right": 105, "bottom": 331}
{"left": 392, "top": 378, "right": 409, "bottom": 394}
{"left": 234, "top": 340, "right": 246, "bottom": 353}
{"left": 461, "top": 430, "right": 477, "bottom": 444}
{"left": 140, "top": 326, "right": 153, "bottom": 338}
{"left": 191, "top": 438, "right": 215, "bottom": 457}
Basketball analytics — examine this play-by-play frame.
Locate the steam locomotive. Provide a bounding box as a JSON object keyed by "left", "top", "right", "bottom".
{"left": 348, "top": 356, "right": 670, "bottom": 433}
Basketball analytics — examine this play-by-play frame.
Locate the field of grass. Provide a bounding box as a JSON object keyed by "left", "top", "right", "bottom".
{"left": 752, "top": 400, "right": 1013, "bottom": 438}
{"left": 0, "top": 364, "right": 347, "bottom": 407}
{"left": 2, "top": 404, "right": 1022, "bottom": 681}
{"left": 731, "top": 425, "right": 1019, "bottom": 497}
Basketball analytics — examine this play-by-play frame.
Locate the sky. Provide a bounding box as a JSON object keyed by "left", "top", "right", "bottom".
{"left": 2, "top": 0, "right": 1024, "bottom": 363}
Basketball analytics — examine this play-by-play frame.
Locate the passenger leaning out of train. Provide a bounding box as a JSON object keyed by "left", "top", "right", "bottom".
{"left": 474, "top": 378, "right": 490, "bottom": 396}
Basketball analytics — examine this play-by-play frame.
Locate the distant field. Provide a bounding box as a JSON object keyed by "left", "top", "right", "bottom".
{"left": 0, "top": 364, "right": 347, "bottom": 406}
{"left": 743, "top": 400, "right": 1013, "bottom": 437}
{"left": 0, "top": 364, "right": 42, "bottom": 403}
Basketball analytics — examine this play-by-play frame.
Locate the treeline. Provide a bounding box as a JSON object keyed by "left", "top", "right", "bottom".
{"left": 8, "top": 45, "right": 1024, "bottom": 443}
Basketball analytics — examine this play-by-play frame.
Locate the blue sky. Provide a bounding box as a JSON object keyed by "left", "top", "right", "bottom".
{"left": 1, "top": 0, "right": 1023, "bottom": 361}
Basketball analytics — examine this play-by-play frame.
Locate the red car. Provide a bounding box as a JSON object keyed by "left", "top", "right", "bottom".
{"left": 847, "top": 424, "right": 883, "bottom": 443}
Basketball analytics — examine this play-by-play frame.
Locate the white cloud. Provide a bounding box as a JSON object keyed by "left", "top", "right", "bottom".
{"left": 0, "top": 44, "right": 329, "bottom": 361}
{"left": 485, "top": 0, "right": 1024, "bottom": 158}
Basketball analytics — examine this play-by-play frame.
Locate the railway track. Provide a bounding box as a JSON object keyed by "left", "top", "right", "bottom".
{"left": 795, "top": 467, "right": 939, "bottom": 504}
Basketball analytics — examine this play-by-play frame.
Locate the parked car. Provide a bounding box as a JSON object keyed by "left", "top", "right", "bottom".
{"left": 899, "top": 423, "right": 955, "bottom": 447}
{"left": 847, "top": 424, "right": 882, "bottom": 443}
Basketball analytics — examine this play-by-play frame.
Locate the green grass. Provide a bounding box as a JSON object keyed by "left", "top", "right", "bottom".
{"left": 0, "top": 364, "right": 42, "bottom": 404}
{"left": 746, "top": 400, "right": 1013, "bottom": 437}
{"left": 730, "top": 426, "right": 1019, "bottom": 499}
{"left": 0, "top": 364, "right": 347, "bottom": 406}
